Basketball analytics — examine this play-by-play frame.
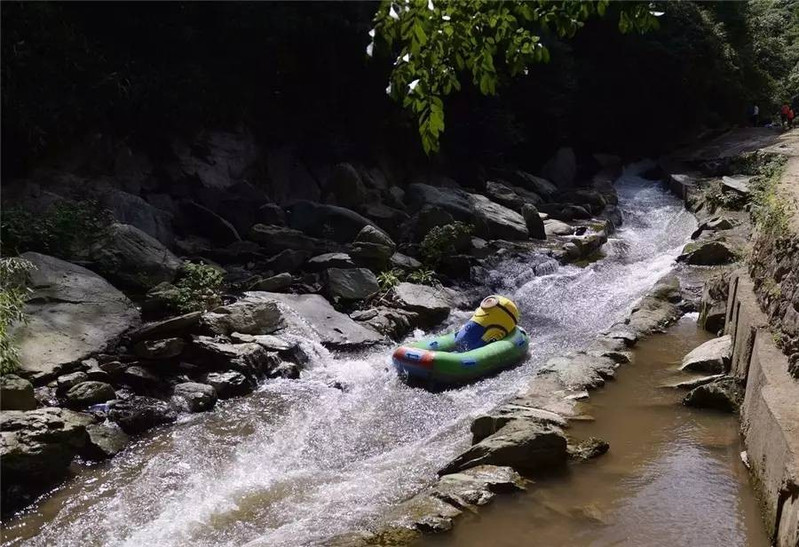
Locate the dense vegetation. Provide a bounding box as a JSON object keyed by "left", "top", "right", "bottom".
{"left": 2, "top": 1, "right": 798, "bottom": 174}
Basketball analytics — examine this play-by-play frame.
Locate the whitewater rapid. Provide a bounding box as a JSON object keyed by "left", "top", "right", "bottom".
{"left": 2, "top": 168, "right": 696, "bottom": 547}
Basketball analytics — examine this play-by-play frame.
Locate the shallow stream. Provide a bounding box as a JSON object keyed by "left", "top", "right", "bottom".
{"left": 3, "top": 169, "right": 713, "bottom": 546}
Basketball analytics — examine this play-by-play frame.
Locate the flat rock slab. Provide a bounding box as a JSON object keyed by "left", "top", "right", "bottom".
{"left": 13, "top": 253, "right": 141, "bottom": 384}
{"left": 721, "top": 175, "right": 753, "bottom": 195}
{"left": 245, "top": 292, "right": 384, "bottom": 350}
{"left": 680, "top": 335, "right": 731, "bottom": 374}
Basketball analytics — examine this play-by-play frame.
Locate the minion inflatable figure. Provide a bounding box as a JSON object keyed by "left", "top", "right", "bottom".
{"left": 454, "top": 295, "right": 520, "bottom": 352}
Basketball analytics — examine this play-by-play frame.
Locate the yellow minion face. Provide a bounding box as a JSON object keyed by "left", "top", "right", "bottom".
{"left": 471, "top": 295, "right": 520, "bottom": 343}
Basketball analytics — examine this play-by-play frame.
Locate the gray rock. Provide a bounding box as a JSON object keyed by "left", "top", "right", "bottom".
{"left": 326, "top": 268, "right": 379, "bottom": 301}
{"left": 133, "top": 337, "right": 185, "bottom": 360}
{"left": 544, "top": 219, "right": 573, "bottom": 237}
{"left": 390, "top": 252, "right": 422, "bottom": 271}
{"left": 677, "top": 241, "right": 735, "bottom": 265}
{"left": 680, "top": 335, "right": 732, "bottom": 374}
{"left": 108, "top": 395, "right": 178, "bottom": 434}
{"left": 249, "top": 272, "right": 293, "bottom": 292}
{"left": 361, "top": 203, "right": 409, "bottom": 239}
{"left": 171, "top": 382, "right": 218, "bottom": 412}
{"left": 191, "top": 336, "right": 280, "bottom": 377}
{"left": 261, "top": 249, "right": 310, "bottom": 274}
{"left": 100, "top": 188, "right": 174, "bottom": 247}
{"left": 65, "top": 381, "right": 116, "bottom": 408}
{"left": 406, "top": 183, "right": 473, "bottom": 220}
{"left": 540, "top": 147, "right": 577, "bottom": 189}
{"left": 440, "top": 419, "right": 567, "bottom": 474}
{"left": 683, "top": 376, "right": 743, "bottom": 412}
{"left": 541, "top": 353, "right": 617, "bottom": 390}
{"left": 249, "top": 223, "right": 331, "bottom": 254}
{"left": 244, "top": 292, "right": 384, "bottom": 349}
{"left": 721, "top": 175, "right": 752, "bottom": 195}
{"left": 173, "top": 130, "right": 258, "bottom": 190}
{"left": 286, "top": 200, "right": 378, "bottom": 243}
{"left": 349, "top": 241, "right": 394, "bottom": 271}
{"left": 1, "top": 407, "right": 90, "bottom": 512}
{"left": 89, "top": 223, "right": 183, "bottom": 291}
{"left": 360, "top": 306, "right": 422, "bottom": 339}
{"left": 306, "top": 253, "right": 354, "bottom": 271}
{"left": 56, "top": 371, "right": 90, "bottom": 394}
{"left": 434, "top": 465, "right": 526, "bottom": 509}
{"left": 121, "top": 365, "right": 162, "bottom": 391}
{"left": 270, "top": 361, "right": 301, "bottom": 379}
{"left": 12, "top": 253, "right": 140, "bottom": 384}
{"left": 467, "top": 193, "right": 529, "bottom": 240}
{"left": 392, "top": 282, "right": 451, "bottom": 325}
{"left": 266, "top": 146, "right": 321, "bottom": 204}
{"left": 200, "top": 299, "right": 284, "bottom": 336}
{"left": 128, "top": 311, "right": 202, "bottom": 342}
{"left": 83, "top": 423, "right": 130, "bottom": 459}
{"left": 471, "top": 405, "right": 567, "bottom": 444}
{"left": 324, "top": 163, "right": 368, "bottom": 209}
{"left": 354, "top": 224, "right": 395, "bottom": 251}
{"left": 699, "top": 273, "right": 729, "bottom": 334}
{"left": 661, "top": 373, "right": 725, "bottom": 390}
{"left": 409, "top": 205, "right": 455, "bottom": 239}
{"left": 521, "top": 204, "right": 546, "bottom": 240}
{"left": 0, "top": 375, "right": 37, "bottom": 410}
{"left": 204, "top": 371, "right": 252, "bottom": 399}
{"left": 484, "top": 181, "right": 525, "bottom": 211}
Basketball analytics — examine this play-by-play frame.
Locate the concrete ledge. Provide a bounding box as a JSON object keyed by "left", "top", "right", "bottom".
{"left": 731, "top": 273, "right": 799, "bottom": 546}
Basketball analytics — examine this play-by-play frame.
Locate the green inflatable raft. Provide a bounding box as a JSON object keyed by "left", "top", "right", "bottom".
{"left": 392, "top": 327, "right": 530, "bottom": 387}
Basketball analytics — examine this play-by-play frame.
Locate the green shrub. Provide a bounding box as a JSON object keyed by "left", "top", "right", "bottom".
{"left": 406, "top": 268, "right": 438, "bottom": 286}
{"left": 377, "top": 269, "right": 402, "bottom": 292}
{"left": 420, "top": 221, "right": 473, "bottom": 266}
{"left": 0, "top": 257, "right": 35, "bottom": 375}
{"left": 1, "top": 200, "right": 113, "bottom": 258}
{"left": 166, "top": 262, "right": 225, "bottom": 313}
{"left": 748, "top": 154, "right": 790, "bottom": 236}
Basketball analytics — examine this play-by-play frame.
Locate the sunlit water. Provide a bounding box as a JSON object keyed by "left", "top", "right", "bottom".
{"left": 2, "top": 169, "right": 696, "bottom": 546}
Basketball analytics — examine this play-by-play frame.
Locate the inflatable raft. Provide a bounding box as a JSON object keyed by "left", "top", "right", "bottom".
{"left": 392, "top": 327, "right": 530, "bottom": 387}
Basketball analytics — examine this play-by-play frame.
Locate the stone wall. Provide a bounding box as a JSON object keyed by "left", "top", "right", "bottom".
{"left": 725, "top": 270, "right": 799, "bottom": 546}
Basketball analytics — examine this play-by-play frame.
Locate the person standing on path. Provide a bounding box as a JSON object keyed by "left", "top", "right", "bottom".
{"left": 749, "top": 104, "right": 760, "bottom": 126}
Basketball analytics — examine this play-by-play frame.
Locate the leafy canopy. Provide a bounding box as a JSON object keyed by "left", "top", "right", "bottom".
{"left": 370, "top": 0, "right": 660, "bottom": 154}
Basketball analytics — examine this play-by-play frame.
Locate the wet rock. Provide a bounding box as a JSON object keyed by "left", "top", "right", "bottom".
{"left": 230, "top": 332, "right": 309, "bottom": 365}
{"left": 661, "top": 373, "right": 725, "bottom": 390}
{"left": 129, "top": 311, "right": 203, "bottom": 342}
{"left": 680, "top": 335, "right": 731, "bottom": 374}
{"left": 433, "top": 465, "right": 526, "bottom": 512}
{"left": 602, "top": 324, "right": 639, "bottom": 347}
{"left": 392, "top": 493, "right": 462, "bottom": 534}
{"left": 468, "top": 193, "right": 529, "bottom": 240}
{"left": 440, "top": 419, "right": 568, "bottom": 475}
{"left": 245, "top": 292, "right": 384, "bottom": 349}
{"left": 270, "top": 361, "right": 301, "bottom": 379}
{"left": 541, "top": 147, "right": 577, "bottom": 189}
{"left": 677, "top": 241, "right": 735, "bottom": 265}
{"left": 56, "top": 371, "right": 89, "bottom": 394}
{"left": 89, "top": 223, "right": 183, "bottom": 291}
{"left": 325, "top": 268, "right": 379, "bottom": 301}
{"left": 471, "top": 405, "right": 567, "bottom": 444}
{"left": 683, "top": 376, "right": 743, "bottom": 412}
{"left": 306, "top": 252, "right": 354, "bottom": 271}
{"left": 1, "top": 407, "right": 90, "bottom": 512}
{"left": 691, "top": 216, "right": 734, "bottom": 239}
{"left": 560, "top": 190, "right": 607, "bottom": 214}
{"left": 171, "top": 382, "right": 218, "bottom": 412}
{"left": 108, "top": 395, "right": 177, "bottom": 434}
{"left": 392, "top": 282, "right": 451, "bottom": 325}
{"left": 13, "top": 253, "right": 140, "bottom": 384}
{"left": 83, "top": 423, "right": 130, "bottom": 459}
{"left": 541, "top": 353, "right": 617, "bottom": 390}
{"left": 133, "top": 337, "right": 185, "bottom": 360}
{"left": 568, "top": 437, "right": 610, "bottom": 461}
{"left": 544, "top": 219, "right": 573, "bottom": 237}
{"left": 521, "top": 204, "right": 546, "bottom": 240}
{"left": 204, "top": 371, "right": 252, "bottom": 399}
{"left": 178, "top": 200, "right": 241, "bottom": 245}
{"left": 627, "top": 295, "right": 680, "bottom": 334}
{"left": 200, "top": 299, "right": 284, "bottom": 336}
{"left": 64, "top": 381, "right": 116, "bottom": 408}
{"left": 249, "top": 272, "right": 293, "bottom": 292}
{"left": 698, "top": 272, "right": 730, "bottom": 334}
{"left": 191, "top": 337, "right": 280, "bottom": 377}
{"left": 121, "top": 365, "right": 163, "bottom": 391}
{"left": 0, "top": 375, "right": 37, "bottom": 410}
{"left": 602, "top": 205, "right": 624, "bottom": 229}
{"left": 360, "top": 306, "right": 421, "bottom": 339}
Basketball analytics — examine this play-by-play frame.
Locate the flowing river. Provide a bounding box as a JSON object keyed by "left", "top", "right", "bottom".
{"left": 2, "top": 168, "right": 697, "bottom": 546}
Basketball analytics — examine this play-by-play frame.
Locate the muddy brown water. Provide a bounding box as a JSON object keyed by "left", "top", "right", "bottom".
{"left": 423, "top": 316, "right": 770, "bottom": 547}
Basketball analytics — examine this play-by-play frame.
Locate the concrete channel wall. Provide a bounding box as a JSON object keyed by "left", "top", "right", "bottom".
{"left": 725, "top": 271, "right": 799, "bottom": 546}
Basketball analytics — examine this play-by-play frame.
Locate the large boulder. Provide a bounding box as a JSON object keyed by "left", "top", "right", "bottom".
{"left": 89, "top": 223, "right": 183, "bottom": 291}
{"left": 64, "top": 381, "right": 116, "bottom": 408}
{"left": 544, "top": 219, "right": 573, "bottom": 237}
{"left": 406, "top": 183, "right": 473, "bottom": 220}
{"left": 200, "top": 299, "right": 284, "bottom": 336}
{"left": 677, "top": 241, "right": 735, "bottom": 265}
{"left": 392, "top": 283, "right": 451, "bottom": 325}
{"left": 83, "top": 423, "right": 129, "bottom": 459}
{"left": 128, "top": 311, "right": 202, "bottom": 342}
{"left": 249, "top": 224, "right": 333, "bottom": 255}
{"left": 245, "top": 292, "right": 384, "bottom": 349}
{"left": 100, "top": 188, "right": 174, "bottom": 247}
{"left": 306, "top": 253, "right": 355, "bottom": 271}
{"left": 680, "top": 335, "right": 732, "bottom": 374}
{"left": 361, "top": 203, "right": 410, "bottom": 240}
{"left": 1, "top": 407, "right": 90, "bottom": 513}
{"left": 683, "top": 376, "right": 743, "bottom": 412}
{"left": 0, "top": 375, "right": 37, "bottom": 410}
{"left": 467, "top": 194, "right": 529, "bottom": 240}
{"left": 440, "top": 419, "right": 567, "bottom": 474}
{"left": 521, "top": 204, "right": 546, "bottom": 240}
{"left": 204, "top": 371, "right": 252, "bottom": 399}
{"left": 190, "top": 336, "right": 281, "bottom": 377}
{"left": 108, "top": 396, "right": 177, "bottom": 434}
{"left": 13, "top": 253, "right": 140, "bottom": 384}
{"left": 350, "top": 225, "right": 396, "bottom": 271}
{"left": 323, "top": 163, "right": 368, "bottom": 209}
{"left": 325, "top": 268, "right": 380, "bottom": 301}
{"left": 484, "top": 181, "right": 526, "bottom": 211}
{"left": 540, "top": 147, "right": 577, "bottom": 189}
{"left": 286, "top": 201, "right": 378, "bottom": 243}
